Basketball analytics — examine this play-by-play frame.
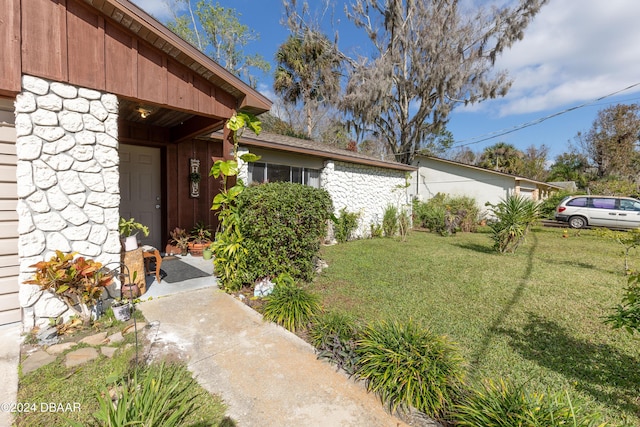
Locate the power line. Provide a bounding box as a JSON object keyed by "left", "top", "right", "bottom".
{"left": 451, "top": 82, "right": 640, "bottom": 149}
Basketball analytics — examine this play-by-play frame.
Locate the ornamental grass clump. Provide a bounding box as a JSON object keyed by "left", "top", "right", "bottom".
{"left": 262, "top": 273, "right": 321, "bottom": 332}
{"left": 355, "top": 320, "right": 465, "bottom": 417}
{"left": 449, "top": 378, "right": 608, "bottom": 427}
{"left": 79, "top": 363, "right": 201, "bottom": 427}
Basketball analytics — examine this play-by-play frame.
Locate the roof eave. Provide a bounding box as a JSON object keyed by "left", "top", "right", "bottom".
{"left": 96, "top": 0, "right": 272, "bottom": 113}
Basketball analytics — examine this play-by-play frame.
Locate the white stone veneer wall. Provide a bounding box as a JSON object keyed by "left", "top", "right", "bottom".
{"left": 321, "top": 160, "right": 411, "bottom": 238}
{"left": 15, "top": 75, "right": 121, "bottom": 329}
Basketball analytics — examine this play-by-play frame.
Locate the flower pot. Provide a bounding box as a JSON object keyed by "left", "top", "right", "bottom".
{"left": 202, "top": 248, "right": 213, "bottom": 260}
{"left": 123, "top": 235, "right": 138, "bottom": 251}
{"left": 188, "top": 242, "right": 209, "bottom": 257}
{"left": 112, "top": 304, "right": 130, "bottom": 322}
{"left": 121, "top": 282, "right": 140, "bottom": 299}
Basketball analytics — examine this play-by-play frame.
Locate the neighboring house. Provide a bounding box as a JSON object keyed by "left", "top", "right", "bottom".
{"left": 1, "top": 0, "right": 271, "bottom": 328}
{"left": 411, "top": 155, "right": 561, "bottom": 215}
{"left": 208, "top": 131, "right": 416, "bottom": 239}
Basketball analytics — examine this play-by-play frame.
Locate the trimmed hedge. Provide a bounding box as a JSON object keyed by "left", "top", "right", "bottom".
{"left": 237, "top": 182, "right": 333, "bottom": 283}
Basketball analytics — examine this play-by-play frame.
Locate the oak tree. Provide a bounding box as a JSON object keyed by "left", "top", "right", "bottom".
{"left": 341, "top": 0, "right": 548, "bottom": 164}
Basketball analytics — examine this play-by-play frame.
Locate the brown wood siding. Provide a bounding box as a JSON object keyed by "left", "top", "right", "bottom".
{"left": 21, "top": 0, "right": 68, "bottom": 82}
{"left": 14, "top": 0, "right": 237, "bottom": 119}
{"left": 0, "top": 105, "right": 20, "bottom": 325}
{"left": 105, "top": 25, "right": 136, "bottom": 95}
{"left": 67, "top": 0, "right": 105, "bottom": 89}
{"left": 0, "top": 0, "right": 22, "bottom": 96}
{"left": 170, "top": 140, "right": 223, "bottom": 233}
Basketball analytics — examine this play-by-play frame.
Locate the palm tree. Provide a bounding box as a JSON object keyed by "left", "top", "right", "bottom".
{"left": 478, "top": 142, "right": 524, "bottom": 174}
{"left": 273, "top": 30, "right": 342, "bottom": 138}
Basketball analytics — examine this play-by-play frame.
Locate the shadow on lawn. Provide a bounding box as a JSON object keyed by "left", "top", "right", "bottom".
{"left": 451, "top": 242, "right": 495, "bottom": 254}
{"left": 497, "top": 312, "right": 640, "bottom": 418}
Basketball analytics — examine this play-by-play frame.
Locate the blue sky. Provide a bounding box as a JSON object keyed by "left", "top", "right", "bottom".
{"left": 132, "top": 0, "right": 640, "bottom": 161}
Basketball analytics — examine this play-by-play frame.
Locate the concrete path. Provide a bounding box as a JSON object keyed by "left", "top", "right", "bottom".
{"left": 139, "top": 287, "right": 408, "bottom": 427}
{"left": 0, "top": 322, "right": 21, "bottom": 427}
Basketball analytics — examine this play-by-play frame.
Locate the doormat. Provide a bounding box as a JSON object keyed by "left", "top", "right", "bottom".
{"left": 158, "top": 258, "right": 210, "bottom": 283}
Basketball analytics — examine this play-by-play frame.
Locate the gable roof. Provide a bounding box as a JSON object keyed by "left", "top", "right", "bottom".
{"left": 415, "top": 154, "right": 562, "bottom": 190}
{"left": 222, "top": 131, "right": 416, "bottom": 171}
{"left": 87, "top": 0, "right": 271, "bottom": 115}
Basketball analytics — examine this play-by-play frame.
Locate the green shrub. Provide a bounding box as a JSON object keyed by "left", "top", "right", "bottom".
{"left": 355, "top": 320, "right": 465, "bottom": 417}
{"left": 262, "top": 274, "right": 321, "bottom": 332}
{"left": 605, "top": 272, "right": 640, "bottom": 335}
{"left": 413, "top": 194, "right": 480, "bottom": 234}
{"left": 538, "top": 189, "right": 576, "bottom": 219}
{"left": 238, "top": 182, "right": 333, "bottom": 283}
{"left": 370, "top": 222, "right": 383, "bottom": 238}
{"left": 333, "top": 208, "right": 360, "bottom": 243}
{"left": 87, "top": 363, "right": 200, "bottom": 427}
{"left": 449, "top": 379, "right": 607, "bottom": 427}
{"left": 382, "top": 205, "right": 399, "bottom": 237}
{"left": 487, "top": 195, "right": 540, "bottom": 253}
{"left": 309, "top": 312, "right": 361, "bottom": 375}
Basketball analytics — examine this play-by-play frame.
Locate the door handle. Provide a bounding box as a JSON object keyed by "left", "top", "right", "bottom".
{"left": 619, "top": 213, "right": 627, "bottom": 216}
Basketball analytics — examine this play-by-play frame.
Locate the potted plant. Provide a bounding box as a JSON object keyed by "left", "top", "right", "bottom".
{"left": 119, "top": 217, "right": 150, "bottom": 251}
{"left": 111, "top": 298, "right": 131, "bottom": 322}
{"left": 169, "top": 227, "right": 190, "bottom": 256}
{"left": 24, "top": 251, "right": 114, "bottom": 326}
{"left": 188, "top": 221, "right": 212, "bottom": 256}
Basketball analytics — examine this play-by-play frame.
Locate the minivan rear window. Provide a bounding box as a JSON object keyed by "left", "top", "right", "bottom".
{"left": 567, "top": 197, "right": 588, "bottom": 207}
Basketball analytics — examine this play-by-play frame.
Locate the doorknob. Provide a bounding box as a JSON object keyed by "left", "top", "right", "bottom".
{"left": 155, "top": 204, "right": 160, "bottom": 209}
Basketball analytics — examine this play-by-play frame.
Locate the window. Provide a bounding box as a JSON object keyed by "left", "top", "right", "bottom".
{"left": 619, "top": 199, "right": 640, "bottom": 211}
{"left": 567, "top": 197, "right": 588, "bottom": 207}
{"left": 591, "top": 198, "right": 616, "bottom": 209}
{"left": 248, "top": 162, "right": 321, "bottom": 188}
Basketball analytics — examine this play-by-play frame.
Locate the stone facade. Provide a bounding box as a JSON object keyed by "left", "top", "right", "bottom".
{"left": 321, "top": 160, "right": 411, "bottom": 238}
{"left": 15, "top": 75, "right": 121, "bottom": 329}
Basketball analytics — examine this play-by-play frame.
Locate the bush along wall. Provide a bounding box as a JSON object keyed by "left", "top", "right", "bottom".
{"left": 238, "top": 182, "right": 333, "bottom": 283}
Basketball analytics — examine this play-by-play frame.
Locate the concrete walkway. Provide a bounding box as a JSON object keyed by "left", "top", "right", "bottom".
{"left": 0, "top": 322, "right": 21, "bottom": 427}
{"left": 139, "top": 287, "right": 408, "bottom": 427}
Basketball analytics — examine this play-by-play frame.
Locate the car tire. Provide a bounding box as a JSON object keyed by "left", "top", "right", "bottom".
{"left": 569, "top": 216, "right": 587, "bottom": 229}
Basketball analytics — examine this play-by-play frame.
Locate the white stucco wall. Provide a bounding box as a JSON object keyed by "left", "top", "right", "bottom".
{"left": 322, "top": 160, "right": 411, "bottom": 238}
{"left": 15, "top": 75, "right": 121, "bottom": 329}
{"left": 410, "top": 157, "right": 516, "bottom": 216}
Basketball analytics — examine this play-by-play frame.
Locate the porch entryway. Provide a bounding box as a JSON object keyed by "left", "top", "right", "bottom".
{"left": 119, "top": 144, "right": 162, "bottom": 249}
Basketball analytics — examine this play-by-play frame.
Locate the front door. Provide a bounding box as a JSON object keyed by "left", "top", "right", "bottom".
{"left": 119, "top": 144, "right": 162, "bottom": 248}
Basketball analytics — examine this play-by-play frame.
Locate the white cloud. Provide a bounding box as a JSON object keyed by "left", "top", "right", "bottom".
{"left": 474, "top": 0, "right": 640, "bottom": 117}
{"left": 130, "top": 0, "right": 174, "bottom": 22}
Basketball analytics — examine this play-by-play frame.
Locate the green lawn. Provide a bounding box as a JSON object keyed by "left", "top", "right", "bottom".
{"left": 309, "top": 226, "right": 640, "bottom": 424}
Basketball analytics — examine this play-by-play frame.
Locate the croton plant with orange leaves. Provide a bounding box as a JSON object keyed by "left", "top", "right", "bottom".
{"left": 24, "top": 250, "right": 114, "bottom": 326}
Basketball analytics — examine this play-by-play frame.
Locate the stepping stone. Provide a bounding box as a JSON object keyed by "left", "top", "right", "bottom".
{"left": 100, "top": 346, "right": 118, "bottom": 358}
{"left": 46, "top": 342, "right": 76, "bottom": 355}
{"left": 65, "top": 347, "right": 99, "bottom": 368}
{"left": 22, "top": 350, "right": 56, "bottom": 375}
{"left": 107, "top": 331, "right": 124, "bottom": 344}
{"left": 79, "top": 332, "right": 108, "bottom": 346}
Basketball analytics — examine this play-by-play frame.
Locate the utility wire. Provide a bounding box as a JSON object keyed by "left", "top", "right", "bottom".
{"left": 450, "top": 81, "right": 640, "bottom": 149}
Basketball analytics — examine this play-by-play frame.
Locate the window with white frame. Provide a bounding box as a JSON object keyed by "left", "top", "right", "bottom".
{"left": 248, "top": 162, "right": 321, "bottom": 188}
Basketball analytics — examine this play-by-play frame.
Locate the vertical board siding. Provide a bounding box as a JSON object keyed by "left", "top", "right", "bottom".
{"left": 67, "top": 0, "right": 105, "bottom": 90}
{"left": 0, "top": 0, "right": 22, "bottom": 95}
{"left": 21, "top": 0, "right": 68, "bottom": 81}
{"left": 0, "top": 106, "right": 20, "bottom": 325}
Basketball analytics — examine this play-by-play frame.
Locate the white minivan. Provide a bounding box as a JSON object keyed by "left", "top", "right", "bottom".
{"left": 555, "top": 195, "right": 640, "bottom": 229}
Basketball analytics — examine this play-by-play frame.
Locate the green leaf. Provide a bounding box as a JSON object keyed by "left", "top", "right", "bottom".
{"left": 239, "top": 152, "right": 261, "bottom": 163}
{"left": 219, "top": 160, "right": 238, "bottom": 177}
{"left": 226, "top": 114, "right": 246, "bottom": 132}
